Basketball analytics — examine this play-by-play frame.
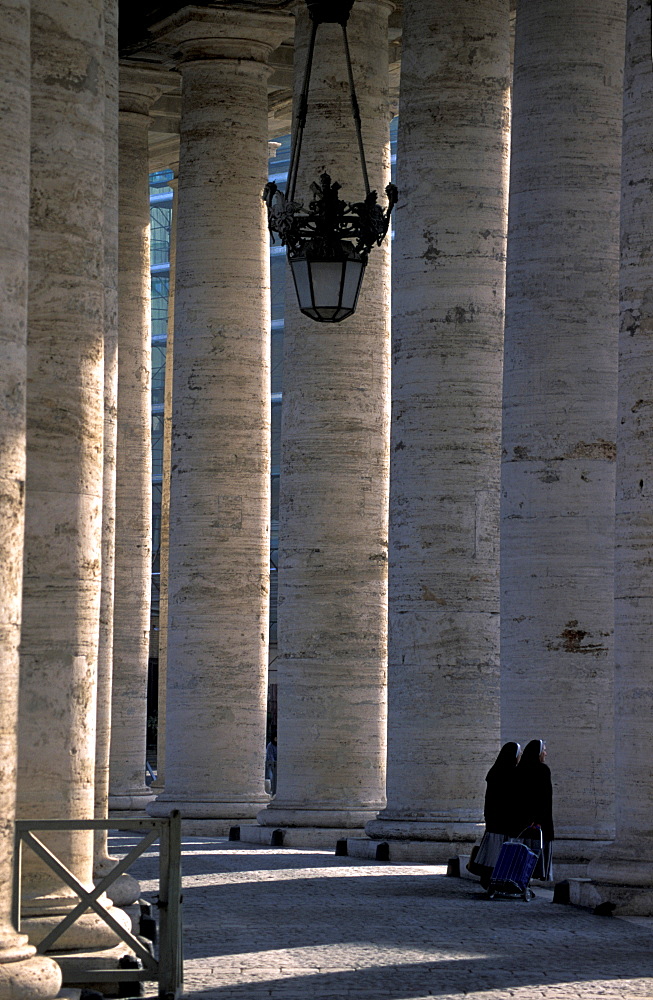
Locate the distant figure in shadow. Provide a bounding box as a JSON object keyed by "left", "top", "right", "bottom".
{"left": 470, "top": 741, "right": 521, "bottom": 888}
{"left": 515, "top": 738, "right": 554, "bottom": 881}
{"left": 265, "top": 734, "right": 277, "bottom": 796}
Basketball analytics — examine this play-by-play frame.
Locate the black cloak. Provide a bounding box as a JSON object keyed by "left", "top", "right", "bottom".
{"left": 515, "top": 738, "right": 554, "bottom": 841}
{"left": 484, "top": 741, "right": 521, "bottom": 836}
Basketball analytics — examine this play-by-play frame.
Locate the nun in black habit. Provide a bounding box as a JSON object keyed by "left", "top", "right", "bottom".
{"left": 515, "top": 738, "right": 554, "bottom": 880}
{"left": 469, "top": 741, "right": 521, "bottom": 888}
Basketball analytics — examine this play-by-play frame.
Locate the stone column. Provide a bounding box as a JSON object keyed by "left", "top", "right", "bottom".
{"left": 18, "top": 0, "right": 129, "bottom": 949}
{"left": 588, "top": 0, "right": 653, "bottom": 913}
{"left": 500, "top": 0, "right": 624, "bottom": 862}
{"left": 94, "top": 0, "right": 119, "bottom": 873}
{"left": 150, "top": 175, "right": 178, "bottom": 797}
{"left": 93, "top": 3, "right": 142, "bottom": 908}
{"left": 109, "top": 64, "right": 172, "bottom": 812}
{"left": 0, "top": 1, "right": 62, "bottom": 995}
{"left": 148, "top": 7, "right": 293, "bottom": 826}
{"left": 258, "top": 1, "right": 392, "bottom": 837}
{"left": 365, "top": 0, "right": 510, "bottom": 856}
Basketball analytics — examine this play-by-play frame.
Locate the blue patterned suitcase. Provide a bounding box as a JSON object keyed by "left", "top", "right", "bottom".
{"left": 487, "top": 840, "right": 540, "bottom": 901}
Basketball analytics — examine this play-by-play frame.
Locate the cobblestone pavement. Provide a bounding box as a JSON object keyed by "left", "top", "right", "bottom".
{"left": 113, "top": 835, "right": 653, "bottom": 1000}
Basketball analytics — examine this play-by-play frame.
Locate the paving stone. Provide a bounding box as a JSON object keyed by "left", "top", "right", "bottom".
{"left": 112, "top": 835, "right": 653, "bottom": 1000}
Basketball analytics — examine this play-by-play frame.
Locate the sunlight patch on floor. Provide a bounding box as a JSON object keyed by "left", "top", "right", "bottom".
{"left": 182, "top": 865, "right": 440, "bottom": 887}
{"left": 181, "top": 941, "right": 491, "bottom": 979}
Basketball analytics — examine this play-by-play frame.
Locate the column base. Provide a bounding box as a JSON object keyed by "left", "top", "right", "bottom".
{"left": 567, "top": 877, "right": 653, "bottom": 916}
{"left": 550, "top": 837, "right": 613, "bottom": 867}
{"left": 93, "top": 858, "right": 141, "bottom": 908}
{"left": 588, "top": 842, "right": 653, "bottom": 886}
{"left": 92, "top": 847, "right": 116, "bottom": 875}
{"left": 365, "top": 815, "right": 484, "bottom": 846}
{"left": 22, "top": 899, "right": 132, "bottom": 951}
{"left": 147, "top": 794, "right": 268, "bottom": 821}
{"left": 573, "top": 841, "right": 653, "bottom": 914}
{"left": 104, "top": 874, "right": 141, "bottom": 908}
{"left": 347, "top": 837, "right": 462, "bottom": 864}
{"left": 0, "top": 944, "right": 61, "bottom": 1000}
{"left": 257, "top": 805, "right": 381, "bottom": 829}
{"left": 108, "top": 787, "right": 155, "bottom": 811}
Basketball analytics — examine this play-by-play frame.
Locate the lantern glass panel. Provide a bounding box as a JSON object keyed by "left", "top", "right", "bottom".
{"left": 309, "top": 260, "right": 346, "bottom": 309}
{"left": 341, "top": 259, "right": 365, "bottom": 312}
{"left": 290, "top": 258, "right": 312, "bottom": 310}
{"left": 290, "top": 255, "right": 367, "bottom": 322}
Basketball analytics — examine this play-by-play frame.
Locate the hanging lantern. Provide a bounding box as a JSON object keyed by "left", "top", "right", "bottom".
{"left": 263, "top": 0, "right": 398, "bottom": 323}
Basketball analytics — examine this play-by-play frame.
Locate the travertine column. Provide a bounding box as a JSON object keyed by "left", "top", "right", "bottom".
{"left": 18, "top": 0, "right": 129, "bottom": 949}
{"left": 259, "top": 1, "right": 392, "bottom": 833}
{"left": 588, "top": 0, "right": 653, "bottom": 912}
{"left": 93, "top": 5, "right": 142, "bottom": 908}
{"left": 148, "top": 7, "right": 293, "bottom": 823}
{"left": 95, "top": 0, "right": 120, "bottom": 871}
{"left": 151, "top": 175, "right": 178, "bottom": 797}
{"left": 109, "top": 65, "right": 171, "bottom": 812}
{"left": 500, "top": 0, "right": 624, "bottom": 861}
{"left": 0, "top": 0, "right": 62, "bottom": 994}
{"left": 366, "top": 0, "right": 510, "bottom": 853}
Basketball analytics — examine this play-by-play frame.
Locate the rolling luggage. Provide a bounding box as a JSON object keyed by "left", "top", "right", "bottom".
{"left": 486, "top": 828, "right": 543, "bottom": 901}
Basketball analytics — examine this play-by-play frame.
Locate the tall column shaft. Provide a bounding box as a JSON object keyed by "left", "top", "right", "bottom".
{"left": 588, "top": 0, "right": 653, "bottom": 911}
{"left": 260, "top": 1, "right": 392, "bottom": 832}
{"left": 151, "top": 175, "right": 178, "bottom": 796}
{"left": 95, "top": 0, "right": 119, "bottom": 868}
{"left": 110, "top": 65, "right": 170, "bottom": 811}
{"left": 367, "top": 0, "right": 509, "bottom": 851}
{"left": 500, "top": 0, "right": 624, "bottom": 859}
{"left": 18, "top": 0, "right": 128, "bottom": 950}
{"left": 0, "top": 0, "right": 61, "bottom": 994}
{"left": 148, "top": 9, "right": 293, "bottom": 823}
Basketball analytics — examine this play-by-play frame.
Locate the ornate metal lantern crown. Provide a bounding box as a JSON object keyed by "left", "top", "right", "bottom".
{"left": 263, "top": 0, "right": 398, "bottom": 323}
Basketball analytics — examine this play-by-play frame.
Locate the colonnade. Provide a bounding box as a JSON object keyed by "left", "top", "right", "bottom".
{"left": 0, "top": 3, "right": 652, "bottom": 994}
{"left": 144, "top": 0, "right": 650, "bottom": 906}
{"left": 144, "top": 0, "right": 651, "bottom": 905}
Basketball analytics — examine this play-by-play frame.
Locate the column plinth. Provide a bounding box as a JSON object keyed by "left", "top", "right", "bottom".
{"left": 147, "top": 8, "right": 293, "bottom": 823}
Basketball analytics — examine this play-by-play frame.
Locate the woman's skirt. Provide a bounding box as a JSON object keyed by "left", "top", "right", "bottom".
{"left": 474, "top": 831, "right": 508, "bottom": 868}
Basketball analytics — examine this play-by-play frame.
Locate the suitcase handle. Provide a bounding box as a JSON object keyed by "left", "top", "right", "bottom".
{"left": 512, "top": 826, "right": 544, "bottom": 851}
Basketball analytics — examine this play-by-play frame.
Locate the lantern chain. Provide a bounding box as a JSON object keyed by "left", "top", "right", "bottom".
{"left": 341, "top": 22, "right": 370, "bottom": 198}
{"left": 287, "top": 16, "right": 318, "bottom": 204}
